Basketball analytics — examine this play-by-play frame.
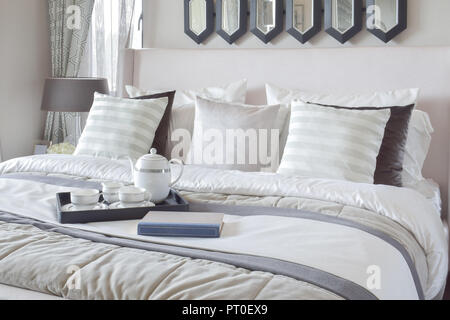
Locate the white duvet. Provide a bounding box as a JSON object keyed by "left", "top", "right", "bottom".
{"left": 0, "top": 155, "right": 448, "bottom": 299}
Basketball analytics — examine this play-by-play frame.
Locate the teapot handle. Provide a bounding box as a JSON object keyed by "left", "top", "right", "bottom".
{"left": 169, "top": 159, "right": 184, "bottom": 187}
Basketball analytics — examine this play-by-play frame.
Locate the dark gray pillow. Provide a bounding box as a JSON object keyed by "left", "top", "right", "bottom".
{"left": 133, "top": 91, "right": 176, "bottom": 155}
{"left": 307, "top": 103, "right": 414, "bottom": 187}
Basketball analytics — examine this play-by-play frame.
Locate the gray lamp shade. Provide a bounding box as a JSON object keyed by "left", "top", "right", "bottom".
{"left": 41, "top": 77, "right": 109, "bottom": 112}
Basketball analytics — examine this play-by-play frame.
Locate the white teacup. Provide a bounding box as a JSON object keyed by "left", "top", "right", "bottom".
{"left": 71, "top": 189, "right": 101, "bottom": 206}
{"left": 119, "top": 186, "right": 151, "bottom": 204}
{"left": 102, "top": 182, "right": 124, "bottom": 203}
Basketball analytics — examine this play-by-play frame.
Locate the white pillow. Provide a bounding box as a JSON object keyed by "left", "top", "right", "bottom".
{"left": 74, "top": 93, "right": 168, "bottom": 160}
{"left": 265, "top": 84, "right": 430, "bottom": 184}
{"left": 126, "top": 79, "right": 247, "bottom": 106}
{"left": 187, "top": 97, "right": 281, "bottom": 172}
{"left": 266, "top": 84, "right": 420, "bottom": 108}
{"left": 278, "top": 100, "right": 391, "bottom": 183}
{"left": 126, "top": 80, "right": 248, "bottom": 158}
{"left": 402, "top": 110, "right": 434, "bottom": 185}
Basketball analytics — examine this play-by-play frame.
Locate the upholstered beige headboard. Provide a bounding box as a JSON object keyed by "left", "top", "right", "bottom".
{"left": 121, "top": 47, "right": 450, "bottom": 215}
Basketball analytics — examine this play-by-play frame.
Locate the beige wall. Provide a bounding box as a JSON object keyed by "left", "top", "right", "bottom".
{"left": 143, "top": 0, "right": 450, "bottom": 48}
{"left": 0, "top": 0, "right": 50, "bottom": 161}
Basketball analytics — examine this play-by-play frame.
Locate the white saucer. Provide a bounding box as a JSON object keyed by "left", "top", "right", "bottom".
{"left": 109, "top": 201, "right": 156, "bottom": 209}
{"left": 62, "top": 203, "right": 108, "bottom": 212}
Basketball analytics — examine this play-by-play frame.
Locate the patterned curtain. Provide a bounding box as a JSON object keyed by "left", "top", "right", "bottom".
{"left": 44, "top": 0, "right": 94, "bottom": 145}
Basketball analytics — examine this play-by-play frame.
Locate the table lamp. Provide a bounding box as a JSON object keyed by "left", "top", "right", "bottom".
{"left": 41, "top": 77, "right": 109, "bottom": 144}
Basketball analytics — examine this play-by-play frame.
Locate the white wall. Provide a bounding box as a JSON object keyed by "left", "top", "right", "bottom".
{"left": 0, "top": 0, "right": 50, "bottom": 161}
{"left": 143, "top": 0, "right": 450, "bottom": 48}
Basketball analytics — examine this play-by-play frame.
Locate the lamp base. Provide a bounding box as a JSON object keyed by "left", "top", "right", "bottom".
{"left": 63, "top": 113, "right": 83, "bottom": 146}
{"left": 75, "top": 113, "right": 82, "bottom": 145}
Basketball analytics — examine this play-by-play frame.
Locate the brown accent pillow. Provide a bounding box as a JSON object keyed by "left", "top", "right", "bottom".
{"left": 373, "top": 106, "right": 414, "bottom": 187}
{"left": 308, "top": 102, "right": 414, "bottom": 187}
{"left": 133, "top": 91, "right": 176, "bottom": 155}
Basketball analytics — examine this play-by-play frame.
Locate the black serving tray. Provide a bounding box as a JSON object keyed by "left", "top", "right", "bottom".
{"left": 56, "top": 190, "right": 189, "bottom": 224}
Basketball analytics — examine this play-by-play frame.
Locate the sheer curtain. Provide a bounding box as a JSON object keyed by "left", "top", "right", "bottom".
{"left": 79, "top": 0, "right": 136, "bottom": 96}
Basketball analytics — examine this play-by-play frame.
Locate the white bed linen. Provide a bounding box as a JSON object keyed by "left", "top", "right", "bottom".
{"left": 406, "top": 179, "right": 442, "bottom": 216}
{"left": 0, "top": 155, "right": 447, "bottom": 299}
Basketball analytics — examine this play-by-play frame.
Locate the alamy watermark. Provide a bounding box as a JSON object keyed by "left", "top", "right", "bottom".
{"left": 66, "top": 5, "right": 81, "bottom": 30}
{"left": 171, "top": 128, "right": 280, "bottom": 172}
{"left": 66, "top": 265, "right": 82, "bottom": 291}
{"left": 366, "top": 265, "right": 381, "bottom": 290}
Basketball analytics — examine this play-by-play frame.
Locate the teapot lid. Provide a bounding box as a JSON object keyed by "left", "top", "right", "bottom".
{"left": 145, "top": 148, "right": 165, "bottom": 160}
{"left": 136, "top": 149, "right": 169, "bottom": 171}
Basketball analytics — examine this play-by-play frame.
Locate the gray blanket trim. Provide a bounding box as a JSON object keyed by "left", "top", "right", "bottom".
{"left": 0, "top": 174, "right": 104, "bottom": 189}
{"left": 0, "top": 174, "right": 424, "bottom": 299}
{"left": 190, "top": 203, "right": 425, "bottom": 300}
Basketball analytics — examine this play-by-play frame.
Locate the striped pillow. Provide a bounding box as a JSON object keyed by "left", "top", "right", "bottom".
{"left": 278, "top": 100, "right": 391, "bottom": 183}
{"left": 75, "top": 93, "right": 168, "bottom": 160}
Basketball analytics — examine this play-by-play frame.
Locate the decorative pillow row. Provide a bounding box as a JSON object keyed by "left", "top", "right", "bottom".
{"left": 91, "top": 80, "right": 430, "bottom": 188}
{"left": 182, "top": 96, "right": 413, "bottom": 185}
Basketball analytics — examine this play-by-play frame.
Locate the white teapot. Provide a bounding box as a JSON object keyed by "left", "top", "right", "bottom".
{"left": 129, "top": 149, "right": 184, "bottom": 203}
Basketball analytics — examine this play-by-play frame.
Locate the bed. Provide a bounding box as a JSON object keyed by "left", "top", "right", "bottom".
{"left": 0, "top": 47, "right": 449, "bottom": 300}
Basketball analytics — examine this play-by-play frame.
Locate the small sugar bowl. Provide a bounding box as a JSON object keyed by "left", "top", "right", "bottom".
{"left": 102, "top": 182, "right": 124, "bottom": 203}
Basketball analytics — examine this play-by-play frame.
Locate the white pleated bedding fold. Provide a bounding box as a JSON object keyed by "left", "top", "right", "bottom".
{"left": 0, "top": 155, "right": 447, "bottom": 299}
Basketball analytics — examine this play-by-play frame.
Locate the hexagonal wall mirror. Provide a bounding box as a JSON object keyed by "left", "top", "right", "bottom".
{"left": 250, "top": 0, "right": 284, "bottom": 44}
{"left": 217, "top": 0, "right": 248, "bottom": 44}
{"left": 286, "top": 0, "right": 322, "bottom": 44}
{"left": 184, "top": 0, "right": 214, "bottom": 44}
{"left": 325, "top": 0, "right": 363, "bottom": 44}
{"left": 367, "top": 0, "right": 407, "bottom": 43}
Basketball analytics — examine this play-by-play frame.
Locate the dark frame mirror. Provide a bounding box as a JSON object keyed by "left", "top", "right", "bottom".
{"left": 366, "top": 0, "right": 407, "bottom": 43}
{"left": 217, "top": 0, "right": 248, "bottom": 44}
{"left": 325, "top": 0, "right": 363, "bottom": 44}
{"left": 250, "top": 0, "right": 284, "bottom": 44}
{"left": 286, "top": 0, "right": 322, "bottom": 44}
{"left": 184, "top": 0, "right": 215, "bottom": 44}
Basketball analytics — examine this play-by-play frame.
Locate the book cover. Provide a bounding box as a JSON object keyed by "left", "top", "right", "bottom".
{"left": 138, "top": 211, "right": 224, "bottom": 238}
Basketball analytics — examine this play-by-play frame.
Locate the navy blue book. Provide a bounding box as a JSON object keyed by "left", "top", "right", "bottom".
{"left": 138, "top": 211, "right": 224, "bottom": 238}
